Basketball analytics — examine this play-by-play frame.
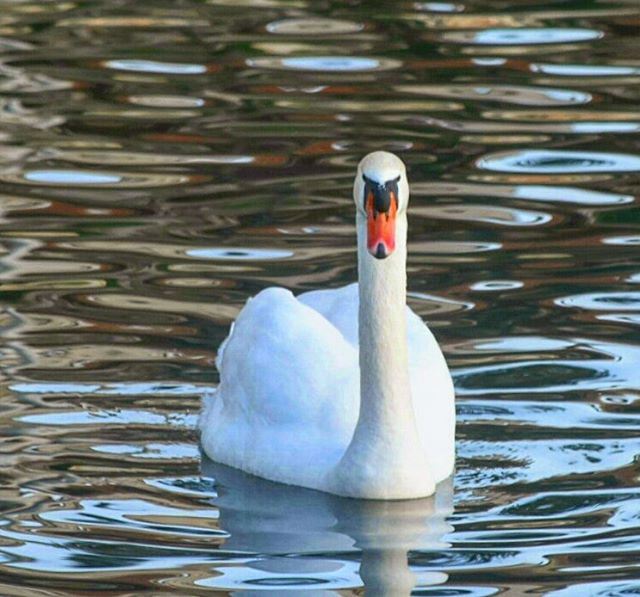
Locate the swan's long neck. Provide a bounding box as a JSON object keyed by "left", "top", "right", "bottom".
{"left": 356, "top": 213, "right": 412, "bottom": 436}
{"left": 329, "top": 213, "right": 434, "bottom": 499}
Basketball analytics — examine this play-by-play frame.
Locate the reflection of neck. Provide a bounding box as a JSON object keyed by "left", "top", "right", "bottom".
{"left": 328, "top": 213, "right": 434, "bottom": 499}
{"left": 360, "top": 549, "right": 415, "bottom": 596}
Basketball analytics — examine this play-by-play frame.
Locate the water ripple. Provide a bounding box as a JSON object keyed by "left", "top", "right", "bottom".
{"left": 477, "top": 150, "right": 640, "bottom": 173}
{"left": 187, "top": 247, "right": 293, "bottom": 260}
{"left": 414, "top": 204, "right": 552, "bottom": 226}
{"left": 3, "top": 169, "right": 196, "bottom": 187}
{"left": 247, "top": 56, "right": 401, "bottom": 72}
{"left": 442, "top": 28, "right": 603, "bottom": 45}
{"left": 411, "top": 182, "right": 633, "bottom": 205}
{"left": 556, "top": 292, "right": 640, "bottom": 311}
{"left": 532, "top": 63, "right": 640, "bottom": 77}
{"left": 266, "top": 18, "right": 364, "bottom": 35}
{"left": 104, "top": 59, "right": 208, "bottom": 75}
{"left": 396, "top": 84, "right": 591, "bottom": 106}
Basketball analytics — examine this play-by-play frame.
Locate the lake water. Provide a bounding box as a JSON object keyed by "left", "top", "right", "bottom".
{"left": 0, "top": 0, "right": 639, "bottom": 594}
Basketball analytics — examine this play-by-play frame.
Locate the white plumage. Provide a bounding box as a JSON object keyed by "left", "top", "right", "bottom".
{"left": 200, "top": 152, "right": 455, "bottom": 499}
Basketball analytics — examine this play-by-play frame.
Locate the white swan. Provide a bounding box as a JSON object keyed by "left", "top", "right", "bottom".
{"left": 200, "top": 151, "right": 455, "bottom": 499}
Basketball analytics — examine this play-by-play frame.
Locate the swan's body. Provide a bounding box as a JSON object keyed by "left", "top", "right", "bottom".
{"left": 200, "top": 152, "right": 455, "bottom": 499}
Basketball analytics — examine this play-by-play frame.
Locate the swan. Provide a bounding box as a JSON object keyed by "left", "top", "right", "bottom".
{"left": 200, "top": 151, "right": 455, "bottom": 499}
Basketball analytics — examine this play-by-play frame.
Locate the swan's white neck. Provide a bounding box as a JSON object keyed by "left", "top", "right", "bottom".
{"left": 356, "top": 213, "right": 412, "bottom": 439}
{"left": 328, "top": 213, "right": 434, "bottom": 499}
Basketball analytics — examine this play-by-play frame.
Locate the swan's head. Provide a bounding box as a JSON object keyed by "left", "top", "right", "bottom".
{"left": 353, "top": 151, "right": 409, "bottom": 260}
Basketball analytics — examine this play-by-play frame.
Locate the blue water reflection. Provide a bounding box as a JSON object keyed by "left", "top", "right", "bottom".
{"left": 477, "top": 150, "right": 640, "bottom": 173}
{"left": 105, "top": 59, "right": 207, "bottom": 74}
{"left": 448, "top": 28, "right": 602, "bottom": 45}
{"left": 247, "top": 56, "right": 399, "bottom": 71}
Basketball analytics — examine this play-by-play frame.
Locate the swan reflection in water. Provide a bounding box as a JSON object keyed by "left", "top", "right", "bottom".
{"left": 200, "top": 456, "right": 453, "bottom": 594}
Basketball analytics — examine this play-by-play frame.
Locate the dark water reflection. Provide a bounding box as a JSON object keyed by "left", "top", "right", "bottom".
{"left": 0, "top": 0, "right": 639, "bottom": 593}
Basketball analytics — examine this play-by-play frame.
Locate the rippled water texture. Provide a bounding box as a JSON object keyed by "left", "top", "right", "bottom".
{"left": 0, "top": 0, "right": 639, "bottom": 594}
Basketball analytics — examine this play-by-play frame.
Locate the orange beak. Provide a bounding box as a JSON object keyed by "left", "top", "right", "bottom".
{"left": 366, "top": 189, "right": 397, "bottom": 259}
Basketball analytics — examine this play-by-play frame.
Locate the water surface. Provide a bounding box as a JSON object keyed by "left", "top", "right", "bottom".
{"left": 0, "top": 0, "right": 639, "bottom": 594}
